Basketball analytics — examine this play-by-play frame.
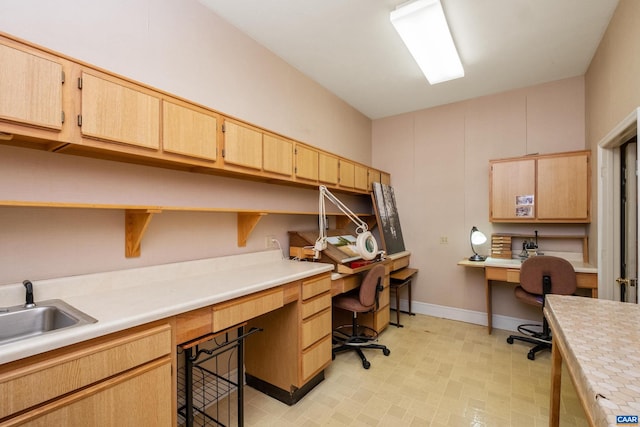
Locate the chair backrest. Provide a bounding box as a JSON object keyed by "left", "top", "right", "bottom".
{"left": 359, "top": 264, "right": 385, "bottom": 309}
{"left": 520, "top": 256, "right": 577, "bottom": 296}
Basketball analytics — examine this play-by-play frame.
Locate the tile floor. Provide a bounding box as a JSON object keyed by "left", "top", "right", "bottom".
{"left": 241, "top": 314, "right": 588, "bottom": 426}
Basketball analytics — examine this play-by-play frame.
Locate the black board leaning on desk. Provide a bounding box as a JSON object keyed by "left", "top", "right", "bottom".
{"left": 372, "top": 182, "right": 406, "bottom": 255}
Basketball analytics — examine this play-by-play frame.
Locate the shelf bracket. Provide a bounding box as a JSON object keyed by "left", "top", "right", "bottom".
{"left": 125, "top": 209, "right": 161, "bottom": 258}
{"left": 237, "top": 212, "right": 267, "bottom": 247}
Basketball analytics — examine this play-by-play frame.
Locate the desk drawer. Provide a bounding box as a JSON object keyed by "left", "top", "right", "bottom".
{"left": 175, "top": 306, "right": 213, "bottom": 344}
{"left": 302, "top": 275, "right": 331, "bottom": 300}
{"left": 392, "top": 255, "right": 410, "bottom": 271}
{"left": 301, "top": 292, "right": 331, "bottom": 319}
{"left": 486, "top": 266, "right": 520, "bottom": 283}
{"left": 301, "top": 308, "right": 331, "bottom": 348}
{"left": 213, "top": 287, "right": 283, "bottom": 332}
{"left": 301, "top": 335, "right": 331, "bottom": 384}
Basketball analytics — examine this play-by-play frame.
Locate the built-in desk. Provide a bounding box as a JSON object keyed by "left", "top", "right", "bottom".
{"left": 0, "top": 250, "right": 335, "bottom": 424}
{"left": 545, "top": 295, "right": 640, "bottom": 427}
{"left": 458, "top": 256, "right": 597, "bottom": 334}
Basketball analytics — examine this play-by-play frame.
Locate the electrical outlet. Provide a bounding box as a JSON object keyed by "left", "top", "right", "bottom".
{"left": 265, "top": 235, "right": 277, "bottom": 249}
{"left": 440, "top": 236, "right": 448, "bottom": 244}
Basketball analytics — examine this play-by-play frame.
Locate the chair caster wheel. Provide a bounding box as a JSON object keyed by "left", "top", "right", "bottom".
{"left": 527, "top": 352, "right": 535, "bottom": 361}
{"left": 383, "top": 349, "right": 391, "bottom": 356}
{"left": 363, "top": 361, "right": 371, "bottom": 369}
{"left": 507, "top": 337, "right": 514, "bottom": 344}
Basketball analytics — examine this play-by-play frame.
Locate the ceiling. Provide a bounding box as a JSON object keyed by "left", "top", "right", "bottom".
{"left": 198, "top": 0, "right": 619, "bottom": 120}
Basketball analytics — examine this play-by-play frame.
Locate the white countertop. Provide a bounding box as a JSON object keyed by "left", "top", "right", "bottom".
{"left": 0, "top": 250, "right": 333, "bottom": 364}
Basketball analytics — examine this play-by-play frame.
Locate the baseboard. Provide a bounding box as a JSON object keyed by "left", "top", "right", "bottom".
{"left": 391, "top": 299, "right": 532, "bottom": 333}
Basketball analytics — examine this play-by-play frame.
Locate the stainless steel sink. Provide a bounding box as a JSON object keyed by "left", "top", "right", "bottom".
{"left": 0, "top": 299, "right": 97, "bottom": 346}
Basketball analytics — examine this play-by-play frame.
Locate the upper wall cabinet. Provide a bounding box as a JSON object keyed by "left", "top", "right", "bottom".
{"left": 295, "top": 144, "right": 319, "bottom": 183}
{"left": 162, "top": 99, "right": 218, "bottom": 162}
{"left": 0, "top": 43, "right": 63, "bottom": 131}
{"left": 354, "top": 164, "right": 368, "bottom": 192}
{"left": 222, "top": 119, "right": 262, "bottom": 171}
{"left": 339, "top": 159, "right": 355, "bottom": 189}
{"left": 263, "top": 133, "right": 293, "bottom": 178}
{"left": 537, "top": 153, "right": 590, "bottom": 221}
{"left": 318, "top": 152, "right": 339, "bottom": 185}
{"left": 79, "top": 71, "right": 160, "bottom": 150}
{"left": 489, "top": 150, "right": 590, "bottom": 223}
{"left": 0, "top": 32, "right": 390, "bottom": 196}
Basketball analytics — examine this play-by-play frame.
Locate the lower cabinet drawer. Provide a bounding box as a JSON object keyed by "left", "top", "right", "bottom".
{"left": 301, "top": 292, "right": 331, "bottom": 320}
{"left": 302, "top": 275, "right": 331, "bottom": 300}
{"left": 301, "top": 335, "right": 332, "bottom": 384}
{"left": 379, "top": 285, "right": 390, "bottom": 309}
{"left": 4, "top": 358, "right": 172, "bottom": 427}
{"left": 0, "top": 323, "right": 171, "bottom": 419}
{"left": 301, "top": 308, "right": 331, "bottom": 349}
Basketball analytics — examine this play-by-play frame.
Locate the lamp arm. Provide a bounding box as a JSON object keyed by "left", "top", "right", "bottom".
{"left": 315, "top": 185, "right": 372, "bottom": 258}
{"left": 470, "top": 228, "right": 478, "bottom": 256}
{"left": 318, "top": 186, "right": 369, "bottom": 233}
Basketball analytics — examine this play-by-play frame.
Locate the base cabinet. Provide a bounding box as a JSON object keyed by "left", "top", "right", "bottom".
{"left": 0, "top": 322, "right": 172, "bottom": 426}
{"left": 244, "top": 273, "right": 332, "bottom": 405}
{"left": 3, "top": 359, "right": 171, "bottom": 427}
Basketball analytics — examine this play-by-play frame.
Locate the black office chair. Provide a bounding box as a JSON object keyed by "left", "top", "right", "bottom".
{"left": 507, "top": 256, "right": 577, "bottom": 360}
{"left": 332, "top": 264, "right": 391, "bottom": 369}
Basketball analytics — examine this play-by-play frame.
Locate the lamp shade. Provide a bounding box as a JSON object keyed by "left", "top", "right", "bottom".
{"left": 469, "top": 226, "right": 486, "bottom": 261}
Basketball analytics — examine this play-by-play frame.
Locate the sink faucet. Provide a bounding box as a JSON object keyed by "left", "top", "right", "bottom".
{"left": 23, "top": 280, "right": 36, "bottom": 308}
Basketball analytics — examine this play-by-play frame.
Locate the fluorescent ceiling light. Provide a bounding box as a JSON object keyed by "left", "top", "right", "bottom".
{"left": 390, "top": 0, "right": 464, "bottom": 84}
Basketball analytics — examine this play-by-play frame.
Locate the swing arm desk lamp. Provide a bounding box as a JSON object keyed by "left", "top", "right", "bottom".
{"left": 314, "top": 185, "right": 379, "bottom": 261}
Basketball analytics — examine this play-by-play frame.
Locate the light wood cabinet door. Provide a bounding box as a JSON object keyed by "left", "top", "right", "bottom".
{"left": 490, "top": 151, "right": 590, "bottom": 223}
{"left": 367, "top": 168, "right": 381, "bottom": 191}
{"left": 263, "top": 134, "right": 293, "bottom": 177}
{"left": 80, "top": 72, "right": 160, "bottom": 149}
{"left": 490, "top": 159, "right": 536, "bottom": 220}
{"left": 339, "top": 159, "right": 355, "bottom": 189}
{"left": 381, "top": 172, "right": 391, "bottom": 186}
{"left": 162, "top": 100, "right": 217, "bottom": 161}
{"left": 223, "top": 119, "right": 263, "bottom": 170}
{"left": 6, "top": 359, "right": 172, "bottom": 427}
{"left": 0, "top": 43, "right": 63, "bottom": 130}
{"left": 295, "top": 144, "right": 319, "bottom": 182}
{"left": 318, "top": 152, "right": 339, "bottom": 185}
{"left": 354, "top": 164, "right": 368, "bottom": 191}
{"left": 537, "top": 152, "right": 589, "bottom": 221}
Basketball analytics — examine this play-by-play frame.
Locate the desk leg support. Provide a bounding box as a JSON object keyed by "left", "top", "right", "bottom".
{"left": 549, "top": 340, "right": 562, "bottom": 427}
{"left": 485, "top": 278, "right": 493, "bottom": 334}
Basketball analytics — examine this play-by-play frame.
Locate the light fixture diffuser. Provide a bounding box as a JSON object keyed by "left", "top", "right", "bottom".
{"left": 390, "top": 0, "right": 464, "bottom": 84}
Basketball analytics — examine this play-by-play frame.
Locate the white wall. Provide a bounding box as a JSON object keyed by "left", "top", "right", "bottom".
{"left": 372, "top": 76, "right": 588, "bottom": 324}
{"left": 0, "top": 0, "right": 372, "bottom": 285}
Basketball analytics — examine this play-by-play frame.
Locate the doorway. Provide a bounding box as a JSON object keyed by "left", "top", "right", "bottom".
{"left": 619, "top": 139, "right": 637, "bottom": 302}
{"left": 598, "top": 108, "right": 640, "bottom": 301}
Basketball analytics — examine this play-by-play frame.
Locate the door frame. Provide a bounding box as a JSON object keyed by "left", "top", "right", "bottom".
{"left": 598, "top": 107, "right": 640, "bottom": 300}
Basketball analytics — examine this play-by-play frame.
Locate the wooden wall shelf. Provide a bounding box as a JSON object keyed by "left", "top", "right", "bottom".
{"left": 0, "top": 200, "right": 374, "bottom": 257}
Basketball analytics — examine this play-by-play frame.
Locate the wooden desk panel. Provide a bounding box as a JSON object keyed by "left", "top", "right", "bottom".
{"left": 460, "top": 260, "right": 598, "bottom": 334}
